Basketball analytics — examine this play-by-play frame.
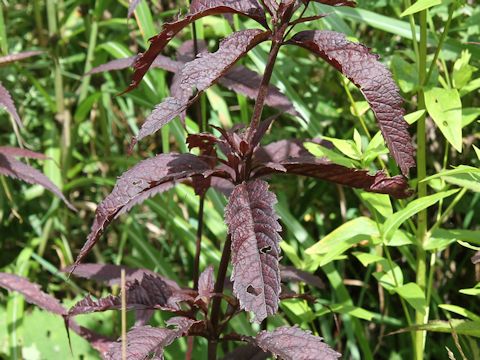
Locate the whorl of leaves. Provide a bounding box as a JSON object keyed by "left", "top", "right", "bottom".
{"left": 253, "top": 140, "right": 412, "bottom": 199}
{"left": 0, "top": 148, "right": 75, "bottom": 210}
{"left": 134, "top": 29, "right": 270, "bottom": 144}
{"left": 126, "top": 0, "right": 267, "bottom": 92}
{"left": 105, "top": 318, "right": 195, "bottom": 360}
{"left": 225, "top": 179, "right": 282, "bottom": 323}
{"left": 0, "top": 273, "right": 66, "bottom": 315}
{"left": 287, "top": 30, "right": 415, "bottom": 176}
{"left": 75, "top": 153, "right": 210, "bottom": 267}
{"left": 255, "top": 326, "right": 341, "bottom": 360}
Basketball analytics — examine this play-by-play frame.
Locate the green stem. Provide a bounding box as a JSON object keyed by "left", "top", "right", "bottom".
{"left": 404, "top": 0, "right": 419, "bottom": 64}
{"left": 79, "top": 7, "right": 99, "bottom": 102}
{"left": 0, "top": 5, "right": 8, "bottom": 55}
{"left": 415, "top": 7, "right": 428, "bottom": 360}
{"left": 425, "top": 4, "right": 454, "bottom": 85}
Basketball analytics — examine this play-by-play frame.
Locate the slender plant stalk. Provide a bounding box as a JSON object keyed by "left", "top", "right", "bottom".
{"left": 121, "top": 269, "right": 127, "bottom": 360}
{"left": 208, "top": 235, "right": 232, "bottom": 360}
{"left": 415, "top": 7, "right": 428, "bottom": 360}
{"left": 79, "top": 6, "right": 99, "bottom": 102}
{"left": 425, "top": 4, "right": 454, "bottom": 85}
{"left": 193, "top": 194, "right": 205, "bottom": 290}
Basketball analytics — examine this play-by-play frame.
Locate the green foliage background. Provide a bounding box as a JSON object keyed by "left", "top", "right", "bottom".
{"left": 0, "top": 0, "right": 479, "bottom": 359}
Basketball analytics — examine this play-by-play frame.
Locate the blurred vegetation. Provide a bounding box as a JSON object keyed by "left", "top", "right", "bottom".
{"left": 0, "top": 0, "right": 479, "bottom": 359}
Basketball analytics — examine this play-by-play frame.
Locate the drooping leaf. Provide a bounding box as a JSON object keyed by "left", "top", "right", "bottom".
{"left": 0, "top": 146, "right": 48, "bottom": 160}
{"left": 0, "top": 273, "right": 66, "bottom": 315}
{"left": 75, "top": 153, "right": 210, "bottom": 266}
{"left": 63, "top": 263, "right": 180, "bottom": 289}
{"left": 87, "top": 49, "right": 297, "bottom": 117}
{"left": 255, "top": 326, "right": 341, "bottom": 360}
{"left": 0, "top": 82, "right": 23, "bottom": 128}
{"left": 69, "top": 274, "right": 183, "bottom": 316}
{"left": 0, "top": 150, "right": 75, "bottom": 210}
{"left": 0, "top": 274, "right": 114, "bottom": 357}
{"left": 105, "top": 318, "right": 196, "bottom": 360}
{"left": 126, "top": 0, "right": 267, "bottom": 92}
{"left": 0, "top": 50, "right": 43, "bottom": 66}
{"left": 225, "top": 179, "right": 282, "bottom": 323}
{"left": 135, "top": 29, "right": 270, "bottom": 143}
{"left": 253, "top": 140, "right": 412, "bottom": 199}
{"left": 288, "top": 30, "right": 415, "bottom": 176}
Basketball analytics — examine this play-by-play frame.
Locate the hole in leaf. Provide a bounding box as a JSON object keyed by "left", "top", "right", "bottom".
{"left": 247, "top": 285, "right": 261, "bottom": 296}
{"left": 260, "top": 245, "right": 272, "bottom": 254}
{"left": 442, "top": 121, "right": 448, "bottom": 127}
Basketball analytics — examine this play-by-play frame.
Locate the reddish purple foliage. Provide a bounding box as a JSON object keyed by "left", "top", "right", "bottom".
{"left": 225, "top": 179, "right": 282, "bottom": 323}
{"left": 256, "top": 326, "right": 341, "bottom": 360}
{"left": 288, "top": 30, "right": 415, "bottom": 176}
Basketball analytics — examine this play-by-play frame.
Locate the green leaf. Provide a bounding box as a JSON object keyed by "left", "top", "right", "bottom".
{"left": 316, "top": 303, "right": 374, "bottom": 321}
{"left": 394, "top": 283, "right": 427, "bottom": 315}
{"left": 402, "top": 319, "right": 480, "bottom": 338}
{"left": 304, "top": 142, "right": 359, "bottom": 168}
{"left": 382, "top": 189, "right": 459, "bottom": 241}
{"left": 474, "top": 145, "right": 480, "bottom": 161}
{"left": 391, "top": 56, "right": 418, "bottom": 93}
{"left": 363, "top": 131, "right": 388, "bottom": 165}
{"left": 439, "top": 304, "right": 480, "bottom": 321}
{"left": 306, "top": 217, "right": 378, "bottom": 267}
{"left": 404, "top": 110, "right": 426, "bottom": 125}
{"left": 424, "top": 228, "right": 480, "bottom": 251}
{"left": 321, "top": 136, "right": 362, "bottom": 160}
{"left": 424, "top": 166, "right": 480, "bottom": 192}
{"left": 453, "top": 50, "right": 477, "bottom": 89}
{"left": 462, "top": 108, "right": 480, "bottom": 128}
{"left": 401, "top": 0, "right": 442, "bottom": 17}
{"left": 353, "top": 252, "right": 385, "bottom": 267}
{"left": 460, "top": 288, "right": 480, "bottom": 296}
{"left": 424, "top": 87, "right": 463, "bottom": 152}
{"left": 358, "top": 191, "right": 393, "bottom": 219}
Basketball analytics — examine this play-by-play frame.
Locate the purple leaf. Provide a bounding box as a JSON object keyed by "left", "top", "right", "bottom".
{"left": 262, "top": 0, "right": 279, "bottom": 16}
{"left": 0, "top": 150, "right": 76, "bottom": 210}
{"left": 0, "top": 146, "right": 48, "bottom": 160}
{"left": 63, "top": 263, "right": 180, "bottom": 289}
{"left": 0, "top": 82, "right": 23, "bottom": 128}
{"left": 126, "top": 0, "right": 267, "bottom": 92}
{"left": 280, "top": 265, "right": 325, "bottom": 290}
{"left": 0, "top": 273, "right": 66, "bottom": 315}
{"left": 0, "top": 50, "right": 43, "bottom": 66}
{"left": 87, "top": 49, "right": 297, "bottom": 117}
{"left": 105, "top": 318, "right": 196, "bottom": 360}
{"left": 287, "top": 30, "right": 415, "bottom": 176}
{"left": 68, "top": 274, "right": 182, "bottom": 316}
{"left": 68, "top": 322, "right": 114, "bottom": 356}
{"left": 74, "top": 153, "right": 210, "bottom": 266}
{"left": 225, "top": 179, "right": 282, "bottom": 323}
{"left": 86, "top": 54, "right": 180, "bottom": 76}
{"left": 196, "top": 265, "right": 215, "bottom": 302}
{"left": 128, "top": 0, "right": 142, "bottom": 18}
{"left": 255, "top": 326, "right": 341, "bottom": 360}
{"left": 135, "top": 29, "right": 270, "bottom": 143}
{"left": 253, "top": 140, "right": 412, "bottom": 199}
